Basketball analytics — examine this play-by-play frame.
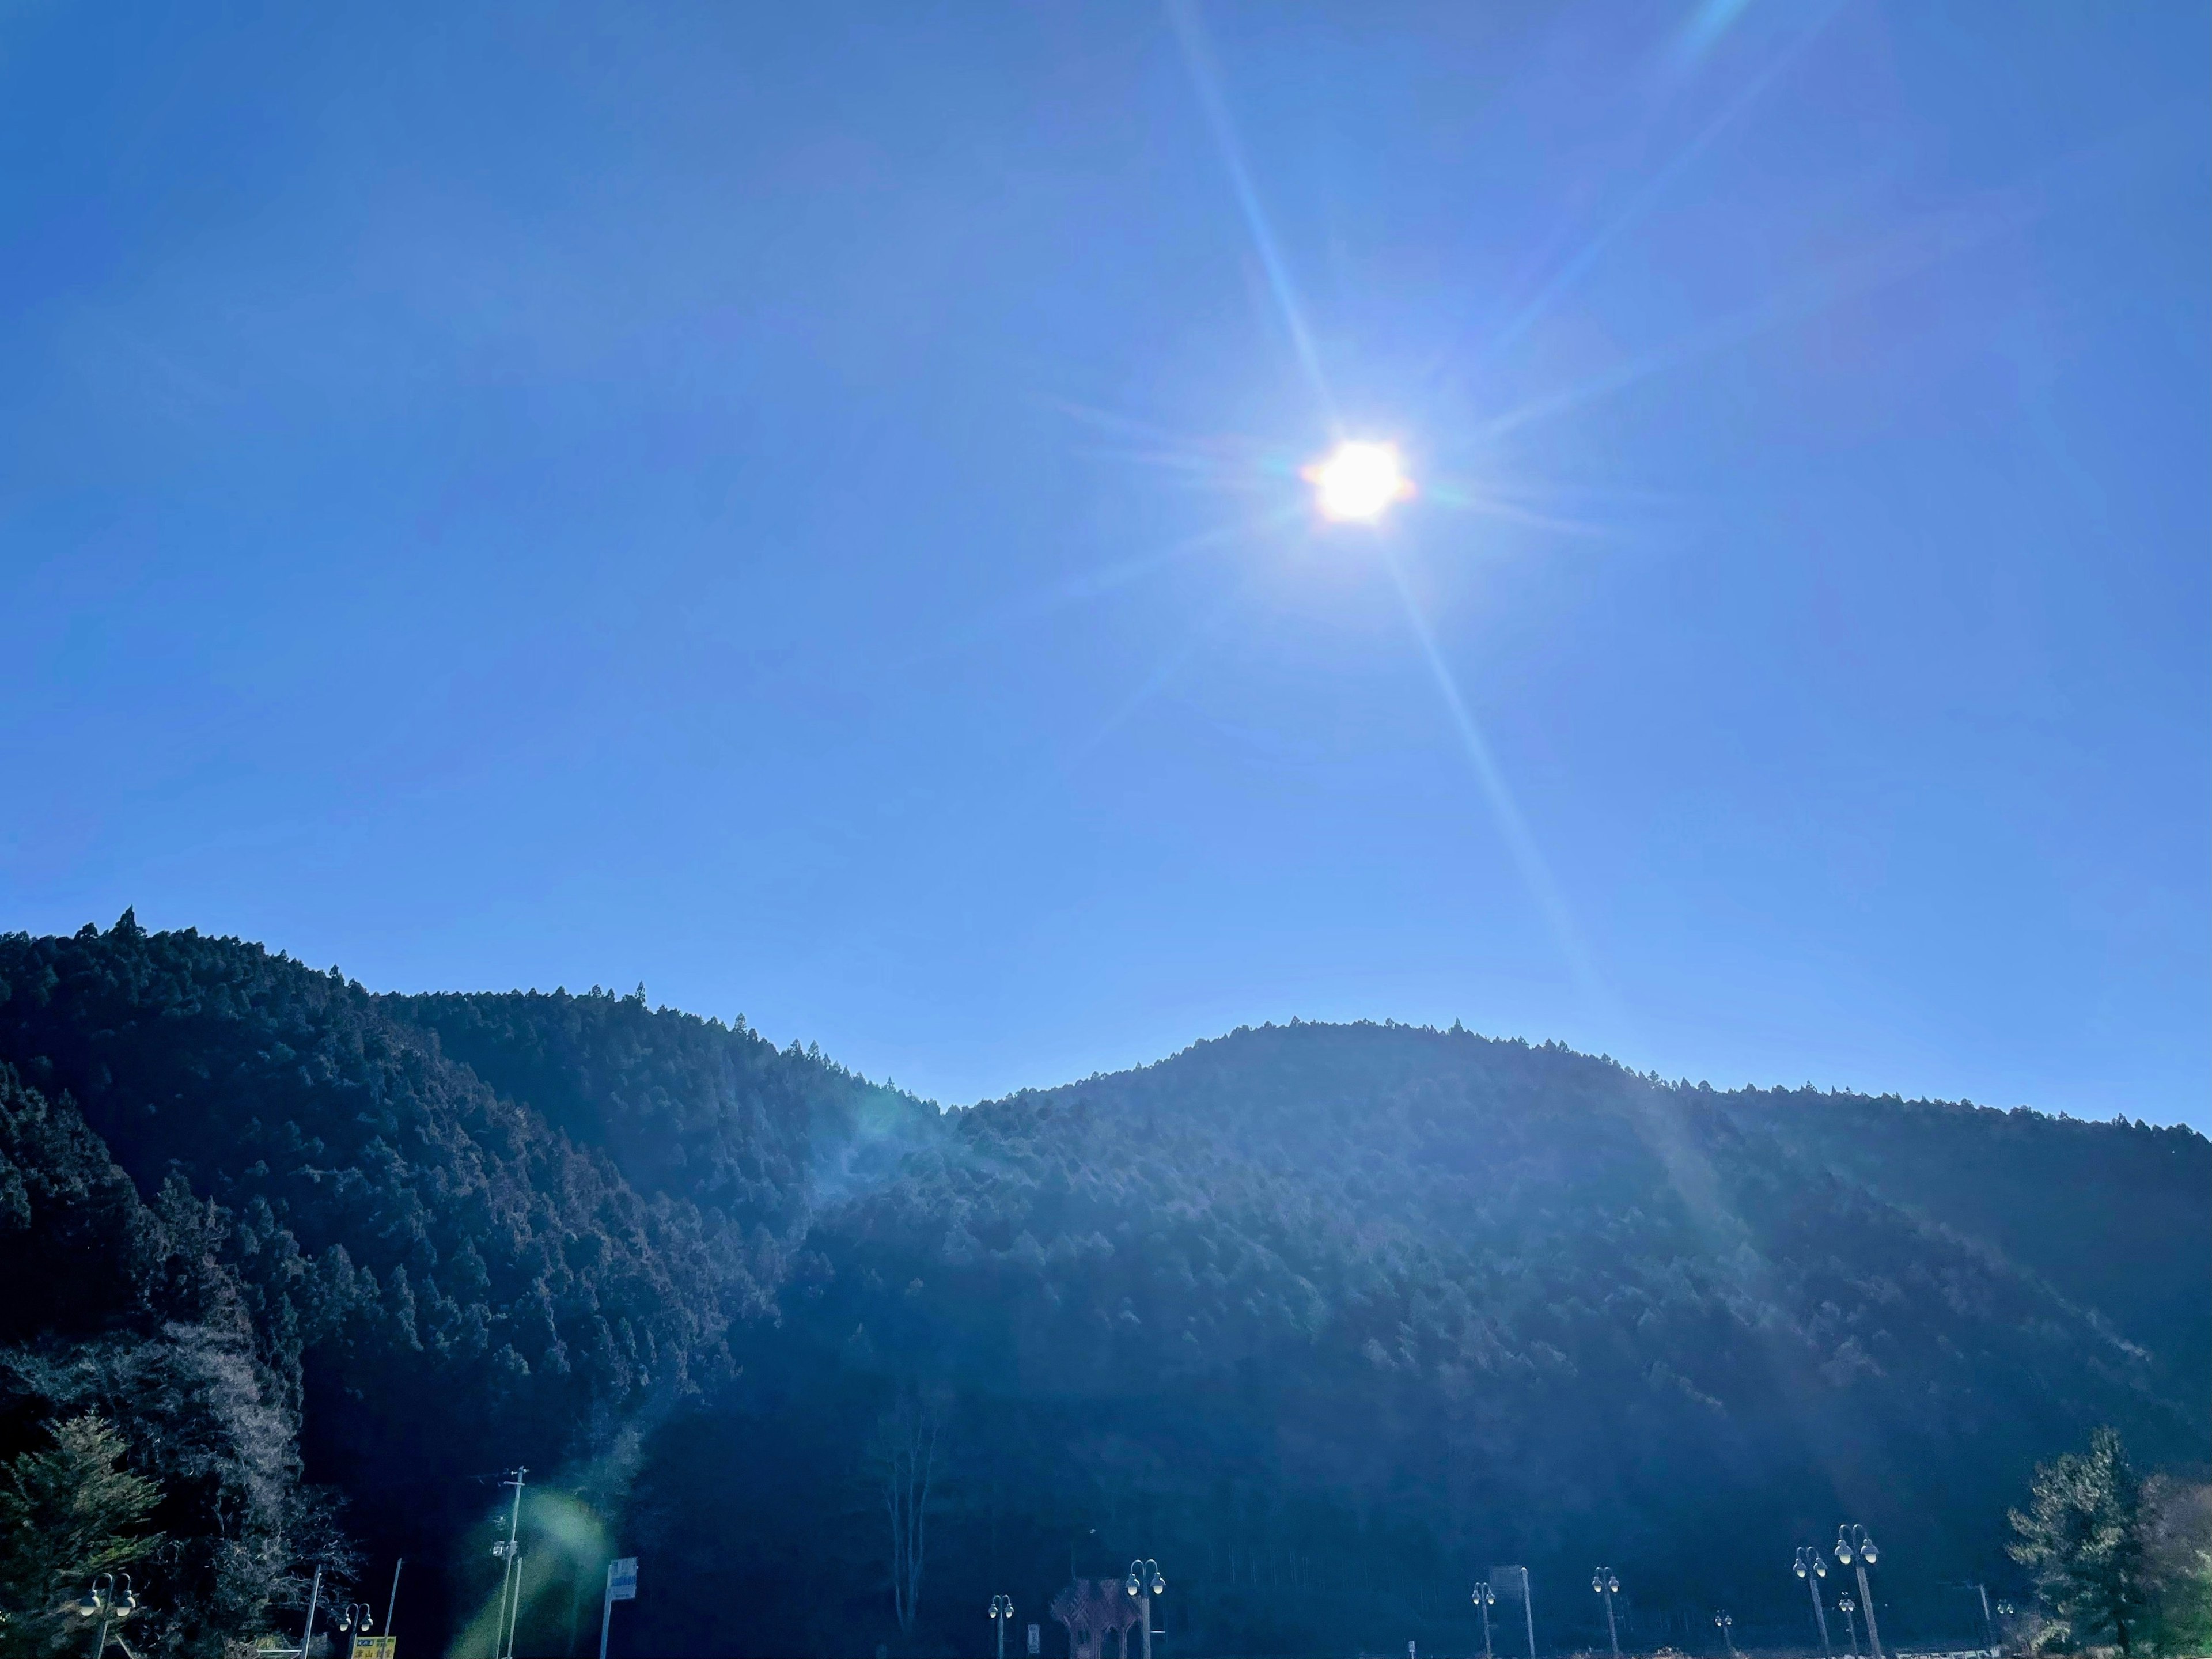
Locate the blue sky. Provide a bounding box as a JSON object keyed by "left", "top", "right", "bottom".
{"left": 3, "top": 3, "right": 2205, "bottom": 1126}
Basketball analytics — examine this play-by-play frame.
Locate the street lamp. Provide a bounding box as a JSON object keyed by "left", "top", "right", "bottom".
{"left": 1838, "top": 1592, "right": 1861, "bottom": 1657}
{"left": 1125, "top": 1559, "right": 1165, "bottom": 1659}
{"left": 1473, "top": 1582, "right": 1498, "bottom": 1659}
{"left": 75, "top": 1574, "right": 139, "bottom": 1657}
{"left": 1713, "top": 1611, "right": 1736, "bottom": 1659}
{"left": 338, "top": 1603, "right": 374, "bottom": 1654}
{"left": 1794, "top": 1547, "right": 1834, "bottom": 1657}
{"left": 1592, "top": 1570, "right": 1622, "bottom": 1659}
{"left": 1994, "top": 1599, "right": 2014, "bottom": 1655}
{"left": 990, "top": 1594, "right": 1016, "bottom": 1659}
{"left": 1835, "top": 1527, "right": 1885, "bottom": 1659}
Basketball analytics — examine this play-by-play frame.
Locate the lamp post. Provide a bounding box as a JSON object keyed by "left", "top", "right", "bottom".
{"left": 1795, "top": 1547, "right": 1834, "bottom": 1657}
{"left": 1994, "top": 1599, "right": 2014, "bottom": 1656}
{"left": 1713, "top": 1611, "right": 1736, "bottom": 1659}
{"left": 1835, "top": 1527, "right": 1884, "bottom": 1659}
{"left": 76, "top": 1573, "right": 139, "bottom": 1658}
{"left": 1591, "top": 1570, "right": 1622, "bottom": 1659}
{"left": 990, "top": 1594, "right": 1016, "bottom": 1659}
{"left": 1124, "top": 1559, "right": 1165, "bottom": 1659}
{"left": 1472, "top": 1582, "right": 1497, "bottom": 1659}
{"left": 337, "top": 1603, "right": 374, "bottom": 1656}
{"left": 1838, "top": 1593, "right": 1861, "bottom": 1657}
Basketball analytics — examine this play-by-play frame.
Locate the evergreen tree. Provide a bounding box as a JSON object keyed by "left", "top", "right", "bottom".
{"left": 2010, "top": 1426, "right": 2153, "bottom": 1654}
{"left": 0, "top": 1414, "right": 163, "bottom": 1656}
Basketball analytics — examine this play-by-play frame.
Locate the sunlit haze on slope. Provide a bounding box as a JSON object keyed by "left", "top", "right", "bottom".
{"left": 0, "top": 4, "right": 2205, "bottom": 1125}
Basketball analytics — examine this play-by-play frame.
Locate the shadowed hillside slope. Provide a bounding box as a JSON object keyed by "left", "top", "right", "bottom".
{"left": 638, "top": 1021, "right": 2200, "bottom": 1655}
{"left": 0, "top": 920, "right": 2202, "bottom": 1658}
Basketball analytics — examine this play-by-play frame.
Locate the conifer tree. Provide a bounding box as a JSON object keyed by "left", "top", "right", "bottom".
{"left": 2010, "top": 1426, "right": 2152, "bottom": 1654}
{"left": 0, "top": 1414, "right": 163, "bottom": 1653}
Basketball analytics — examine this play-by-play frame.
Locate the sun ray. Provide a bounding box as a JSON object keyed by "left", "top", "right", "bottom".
{"left": 1419, "top": 480, "right": 1615, "bottom": 539}
{"left": 888, "top": 506, "right": 1305, "bottom": 673}
{"left": 1381, "top": 550, "right": 1609, "bottom": 1008}
{"left": 1458, "top": 196, "right": 2035, "bottom": 450}
{"left": 1166, "top": 0, "right": 1338, "bottom": 423}
{"left": 1415, "top": 2, "right": 1840, "bottom": 393}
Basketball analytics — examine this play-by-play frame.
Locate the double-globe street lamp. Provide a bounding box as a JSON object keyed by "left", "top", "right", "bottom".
{"left": 76, "top": 1574, "right": 139, "bottom": 1658}
{"left": 1713, "top": 1610, "right": 1737, "bottom": 1659}
{"left": 1592, "top": 1570, "right": 1623, "bottom": 1659}
{"left": 1125, "top": 1559, "right": 1166, "bottom": 1659}
{"left": 1836, "top": 1526, "right": 1886, "bottom": 1659}
{"left": 1472, "top": 1581, "right": 1498, "bottom": 1659}
{"left": 1838, "top": 1592, "right": 1861, "bottom": 1657}
{"left": 338, "top": 1603, "right": 375, "bottom": 1653}
{"left": 988, "top": 1594, "right": 1016, "bottom": 1659}
{"left": 1794, "top": 1546, "right": 1834, "bottom": 1657}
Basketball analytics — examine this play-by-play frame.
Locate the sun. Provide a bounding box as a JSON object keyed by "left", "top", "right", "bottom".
{"left": 1304, "top": 440, "right": 1413, "bottom": 524}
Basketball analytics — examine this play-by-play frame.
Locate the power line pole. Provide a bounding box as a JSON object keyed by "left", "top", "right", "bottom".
{"left": 383, "top": 1557, "right": 403, "bottom": 1649}
{"left": 491, "top": 1469, "right": 528, "bottom": 1659}
{"left": 300, "top": 1562, "right": 325, "bottom": 1659}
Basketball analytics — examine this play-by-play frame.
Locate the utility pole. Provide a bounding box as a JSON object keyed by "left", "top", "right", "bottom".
{"left": 385, "top": 1559, "right": 404, "bottom": 1646}
{"left": 491, "top": 1469, "right": 528, "bottom": 1659}
{"left": 300, "top": 1562, "right": 325, "bottom": 1659}
{"left": 1972, "top": 1584, "right": 1997, "bottom": 1656}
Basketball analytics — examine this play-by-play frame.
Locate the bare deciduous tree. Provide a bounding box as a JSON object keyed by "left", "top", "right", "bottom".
{"left": 872, "top": 1387, "right": 944, "bottom": 1637}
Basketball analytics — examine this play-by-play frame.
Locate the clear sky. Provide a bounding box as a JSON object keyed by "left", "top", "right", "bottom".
{"left": 3, "top": 3, "right": 2206, "bottom": 1126}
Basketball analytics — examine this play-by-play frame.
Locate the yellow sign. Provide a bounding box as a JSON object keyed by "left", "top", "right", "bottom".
{"left": 351, "top": 1638, "right": 397, "bottom": 1659}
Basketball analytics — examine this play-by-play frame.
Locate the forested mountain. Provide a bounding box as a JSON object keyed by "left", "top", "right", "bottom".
{"left": 0, "top": 918, "right": 2203, "bottom": 1658}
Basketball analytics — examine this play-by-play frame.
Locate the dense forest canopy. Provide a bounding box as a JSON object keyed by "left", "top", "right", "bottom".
{"left": 0, "top": 917, "right": 2202, "bottom": 1657}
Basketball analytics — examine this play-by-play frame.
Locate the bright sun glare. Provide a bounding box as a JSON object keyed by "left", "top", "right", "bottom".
{"left": 1305, "top": 441, "right": 1413, "bottom": 524}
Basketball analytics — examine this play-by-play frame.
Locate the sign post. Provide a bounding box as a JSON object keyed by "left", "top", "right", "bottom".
{"left": 1026, "top": 1622, "right": 1040, "bottom": 1656}
{"left": 600, "top": 1557, "right": 638, "bottom": 1659}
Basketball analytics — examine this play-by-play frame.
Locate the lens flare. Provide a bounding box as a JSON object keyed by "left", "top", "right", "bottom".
{"left": 1305, "top": 441, "right": 1412, "bottom": 523}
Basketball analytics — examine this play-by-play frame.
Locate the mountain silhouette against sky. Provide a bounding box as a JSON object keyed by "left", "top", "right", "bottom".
{"left": 0, "top": 917, "right": 2203, "bottom": 1657}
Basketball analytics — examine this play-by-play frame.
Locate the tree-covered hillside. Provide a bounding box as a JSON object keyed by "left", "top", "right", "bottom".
{"left": 0, "top": 919, "right": 2202, "bottom": 1658}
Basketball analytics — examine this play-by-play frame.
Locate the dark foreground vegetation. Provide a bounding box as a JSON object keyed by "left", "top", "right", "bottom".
{"left": 0, "top": 917, "right": 2204, "bottom": 1657}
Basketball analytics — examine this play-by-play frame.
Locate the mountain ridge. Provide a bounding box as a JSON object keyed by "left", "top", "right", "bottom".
{"left": 0, "top": 917, "right": 2202, "bottom": 1657}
